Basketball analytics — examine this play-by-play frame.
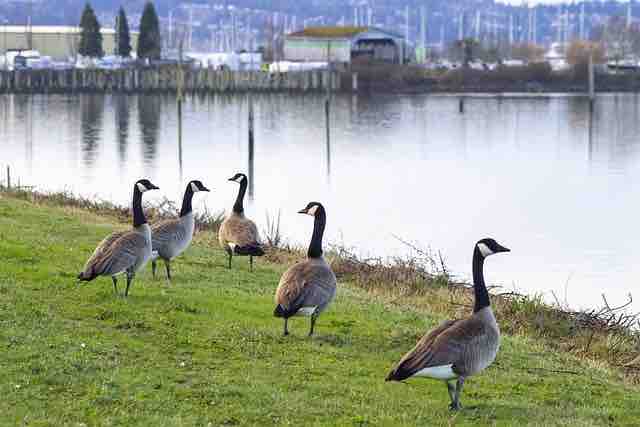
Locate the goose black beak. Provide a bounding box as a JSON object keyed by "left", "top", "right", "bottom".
{"left": 498, "top": 245, "right": 510, "bottom": 253}
{"left": 297, "top": 208, "right": 308, "bottom": 215}
{"left": 202, "top": 187, "right": 211, "bottom": 192}
{"left": 150, "top": 184, "right": 160, "bottom": 190}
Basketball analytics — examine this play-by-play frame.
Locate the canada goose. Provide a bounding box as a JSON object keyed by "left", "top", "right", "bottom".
{"left": 385, "top": 238, "right": 510, "bottom": 411}
{"left": 150, "top": 180, "right": 210, "bottom": 280}
{"left": 218, "top": 173, "right": 264, "bottom": 270}
{"left": 274, "top": 202, "right": 336, "bottom": 337}
{"left": 78, "top": 179, "right": 160, "bottom": 297}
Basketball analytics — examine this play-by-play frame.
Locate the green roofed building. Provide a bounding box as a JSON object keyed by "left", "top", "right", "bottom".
{"left": 283, "top": 27, "right": 407, "bottom": 64}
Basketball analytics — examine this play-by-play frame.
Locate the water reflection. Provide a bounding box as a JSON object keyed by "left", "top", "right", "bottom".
{"left": 138, "top": 94, "right": 161, "bottom": 169}
{"left": 4, "top": 93, "right": 640, "bottom": 310}
{"left": 114, "top": 95, "right": 130, "bottom": 165}
{"left": 247, "top": 95, "right": 255, "bottom": 199}
{"left": 80, "top": 94, "right": 105, "bottom": 168}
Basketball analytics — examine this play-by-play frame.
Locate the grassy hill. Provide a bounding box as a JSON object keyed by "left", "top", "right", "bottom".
{"left": 1, "top": 195, "right": 639, "bottom": 426}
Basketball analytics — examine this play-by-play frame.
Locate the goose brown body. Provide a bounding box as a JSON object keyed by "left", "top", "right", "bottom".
{"left": 385, "top": 308, "right": 499, "bottom": 381}
{"left": 273, "top": 202, "right": 335, "bottom": 336}
{"left": 218, "top": 212, "right": 261, "bottom": 250}
{"left": 219, "top": 173, "right": 264, "bottom": 270}
{"left": 275, "top": 257, "right": 337, "bottom": 317}
{"left": 79, "top": 227, "right": 151, "bottom": 281}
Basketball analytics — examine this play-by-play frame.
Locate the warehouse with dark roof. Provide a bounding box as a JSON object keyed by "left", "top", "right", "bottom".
{"left": 283, "top": 27, "right": 407, "bottom": 64}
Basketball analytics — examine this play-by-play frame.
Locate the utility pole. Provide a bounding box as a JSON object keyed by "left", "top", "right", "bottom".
{"left": 509, "top": 14, "right": 514, "bottom": 46}
{"left": 26, "top": 0, "right": 33, "bottom": 50}
{"left": 627, "top": 1, "right": 633, "bottom": 29}
{"left": 405, "top": 5, "right": 410, "bottom": 44}
{"left": 368, "top": 7, "right": 373, "bottom": 27}
{"left": 533, "top": 7, "right": 537, "bottom": 44}
{"left": 475, "top": 11, "right": 480, "bottom": 40}
{"left": 169, "top": 10, "right": 173, "bottom": 51}
{"left": 528, "top": 4, "right": 532, "bottom": 43}
{"left": 420, "top": 5, "right": 426, "bottom": 63}
{"left": 458, "top": 11, "right": 464, "bottom": 40}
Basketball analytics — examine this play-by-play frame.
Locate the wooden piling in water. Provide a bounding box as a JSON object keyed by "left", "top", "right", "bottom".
{"left": 459, "top": 97, "right": 465, "bottom": 114}
{"left": 588, "top": 53, "right": 595, "bottom": 113}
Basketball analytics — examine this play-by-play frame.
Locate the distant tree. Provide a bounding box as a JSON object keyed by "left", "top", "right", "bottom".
{"left": 78, "top": 3, "right": 104, "bottom": 58}
{"left": 137, "top": 1, "right": 162, "bottom": 60}
{"left": 115, "top": 6, "right": 131, "bottom": 57}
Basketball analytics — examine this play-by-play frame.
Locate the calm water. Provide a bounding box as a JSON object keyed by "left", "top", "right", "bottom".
{"left": 2, "top": 92, "right": 640, "bottom": 310}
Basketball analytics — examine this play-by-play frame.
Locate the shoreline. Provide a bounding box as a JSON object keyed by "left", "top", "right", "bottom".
{"left": 1, "top": 183, "right": 638, "bottom": 384}
{"left": 2, "top": 189, "right": 639, "bottom": 424}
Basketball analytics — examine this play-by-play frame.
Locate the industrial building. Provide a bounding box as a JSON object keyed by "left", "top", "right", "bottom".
{"left": 283, "top": 27, "right": 407, "bottom": 64}
{"left": 0, "top": 26, "right": 139, "bottom": 60}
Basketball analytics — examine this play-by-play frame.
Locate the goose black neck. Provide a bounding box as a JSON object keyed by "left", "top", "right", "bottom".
{"left": 180, "top": 184, "right": 195, "bottom": 217}
{"left": 132, "top": 186, "right": 146, "bottom": 227}
{"left": 307, "top": 209, "right": 326, "bottom": 258}
{"left": 472, "top": 247, "right": 490, "bottom": 312}
{"left": 233, "top": 179, "right": 247, "bottom": 214}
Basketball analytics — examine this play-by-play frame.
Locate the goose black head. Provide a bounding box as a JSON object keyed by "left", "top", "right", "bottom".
{"left": 228, "top": 173, "right": 247, "bottom": 184}
{"left": 189, "top": 180, "right": 210, "bottom": 192}
{"left": 476, "top": 238, "right": 510, "bottom": 259}
{"left": 135, "top": 179, "right": 160, "bottom": 193}
{"left": 298, "top": 202, "right": 324, "bottom": 217}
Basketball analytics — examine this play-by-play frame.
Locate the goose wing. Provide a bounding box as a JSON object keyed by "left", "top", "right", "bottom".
{"left": 80, "top": 231, "right": 126, "bottom": 278}
{"left": 274, "top": 261, "right": 335, "bottom": 316}
{"left": 151, "top": 218, "right": 186, "bottom": 250}
{"left": 386, "top": 318, "right": 488, "bottom": 381}
{"left": 81, "top": 230, "right": 147, "bottom": 278}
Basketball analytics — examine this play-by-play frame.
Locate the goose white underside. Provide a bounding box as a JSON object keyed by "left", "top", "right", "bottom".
{"left": 295, "top": 306, "right": 318, "bottom": 317}
{"left": 414, "top": 364, "right": 458, "bottom": 381}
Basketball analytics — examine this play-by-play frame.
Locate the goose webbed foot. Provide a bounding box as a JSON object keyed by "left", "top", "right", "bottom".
{"left": 449, "top": 401, "right": 462, "bottom": 411}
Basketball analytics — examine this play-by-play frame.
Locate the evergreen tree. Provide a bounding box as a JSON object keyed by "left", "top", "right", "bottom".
{"left": 115, "top": 6, "right": 131, "bottom": 57}
{"left": 137, "top": 1, "right": 161, "bottom": 60}
{"left": 78, "top": 3, "right": 104, "bottom": 58}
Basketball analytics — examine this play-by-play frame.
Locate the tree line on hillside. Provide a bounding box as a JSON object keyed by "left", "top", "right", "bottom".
{"left": 79, "top": 1, "right": 161, "bottom": 60}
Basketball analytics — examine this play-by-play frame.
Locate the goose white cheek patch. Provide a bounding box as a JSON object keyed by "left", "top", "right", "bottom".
{"left": 477, "top": 243, "right": 494, "bottom": 257}
{"left": 190, "top": 182, "right": 199, "bottom": 192}
{"left": 137, "top": 183, "right": 148, "bottom": 193}
{"left": 307, "top": 205, "right": 319, "bottom": 216}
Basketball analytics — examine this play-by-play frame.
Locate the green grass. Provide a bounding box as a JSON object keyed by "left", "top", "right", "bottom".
{"left": 1, "top": 196, "right": 639, "bottom": 426}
